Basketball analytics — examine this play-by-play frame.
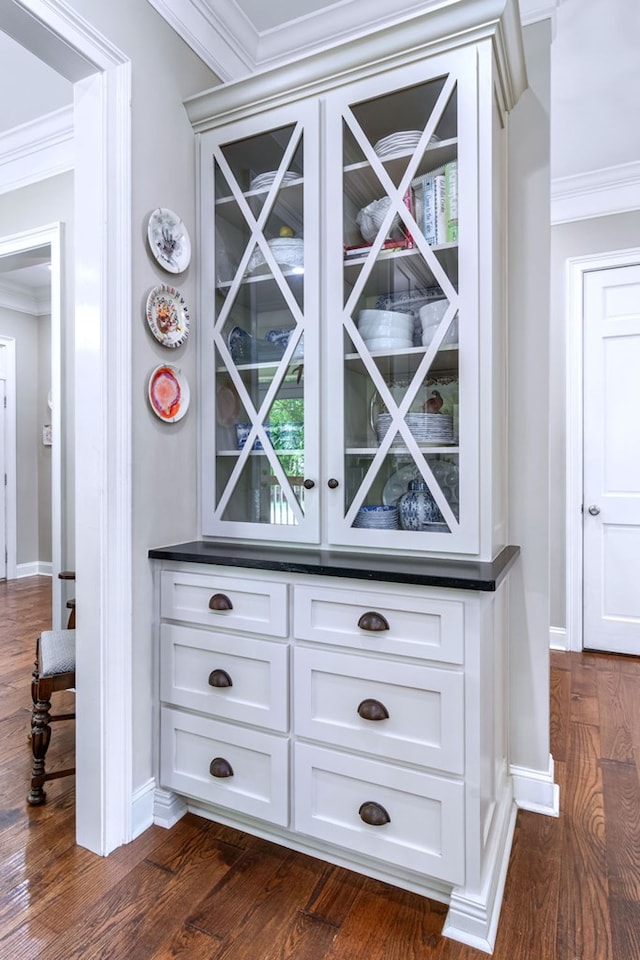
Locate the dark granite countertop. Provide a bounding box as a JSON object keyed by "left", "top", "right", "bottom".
{"left": 148, "top": 541, "right": 520, "bottom": 592}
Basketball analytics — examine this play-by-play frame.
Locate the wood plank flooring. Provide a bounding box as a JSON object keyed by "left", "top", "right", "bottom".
{"left": 1, "top": 576, "right": 640, "bottom": 958}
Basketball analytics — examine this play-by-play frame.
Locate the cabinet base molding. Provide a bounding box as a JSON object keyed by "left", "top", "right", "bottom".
{"left": 153, "top": 786, "right": 188, "bottom": 829}
{"left": 131, "top": 778, "right": 157, "bottom": 839}
{"left": 510, "top": 755, "right": 560, "bottom": 817}
{"left": 442, "top": 797, "right": 518, "bottom": 954}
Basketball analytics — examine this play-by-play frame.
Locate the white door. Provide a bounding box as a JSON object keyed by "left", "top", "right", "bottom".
{"left": 0, "top": 378, "right": 5, "bottom": 580}
{"left": 583, "top": 263, "right": 640, "bottom": 654}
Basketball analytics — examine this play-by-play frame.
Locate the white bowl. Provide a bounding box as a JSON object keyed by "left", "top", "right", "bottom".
{"left": 359, "top": 308, "right": 410, "bottom": 326}
{"left": 359, "top": 316, "right": 414, "bottom": 332}
{"left": 419, "top": 301, "right": 459, "bottom": 348}
{"left": 362, "top": 336, "right": 413, "bottom": 351}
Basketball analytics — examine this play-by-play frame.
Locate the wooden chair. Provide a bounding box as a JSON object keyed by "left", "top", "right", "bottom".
{"left": 27, "top": 629, "right": 76, "bottom": 806}
{"left": 58, "top": 570, "right": 76, "bottom": 629}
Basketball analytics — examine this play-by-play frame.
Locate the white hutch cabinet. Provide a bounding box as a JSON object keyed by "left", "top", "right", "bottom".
{"left": 151, "top": 2, "right": 529, "bottom": 953}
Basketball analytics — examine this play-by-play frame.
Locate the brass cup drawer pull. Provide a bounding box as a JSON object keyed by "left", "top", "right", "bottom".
{"left": 209, "top": 593, "right": 233, "bottom": 611}
{"left": 357, "top": 698, "right": 389, "bottom": 721}
{"left": 209, "top": 757, "right": 234, "bottom": 778}
{"left": 357, "top": 611, "right": 390, "bottom": 632}
{"left": 359, "top": 801, "right": 390, "bottom": 826}
{"left": 208, "top": 668, "right": 233, "bottom": 688}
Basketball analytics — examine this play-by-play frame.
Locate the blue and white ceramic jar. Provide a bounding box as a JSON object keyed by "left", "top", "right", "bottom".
{"left": 398, "top": 479, "right": 442, "bottom": 530}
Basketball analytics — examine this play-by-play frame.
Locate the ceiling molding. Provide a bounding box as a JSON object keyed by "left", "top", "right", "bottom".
{"left": 186, "top": 0, "right": 527, "bottom": 131}
{"left": 518, "top": 0, "right": 558, "bottom": 27}
{"left": 0, "top": 105, "right": 74, "bottom": 195}
{"left": 145, "top": 0, "right": 254, "bottom": 81}
{"left": 0, "top": 275, "right": 50, "bottom": 316}
{"left": 551, "top": 161, "right": 640, "bottom": 225}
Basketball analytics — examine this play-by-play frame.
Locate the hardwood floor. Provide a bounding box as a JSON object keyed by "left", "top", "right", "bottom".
{"left": 1, "top": 576, "right": 639, "bottom": 959}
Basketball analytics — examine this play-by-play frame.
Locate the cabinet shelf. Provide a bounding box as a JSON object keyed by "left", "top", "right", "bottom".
{"left": 347, "top": 445, "right": 459, "bottom": 455}
{"left": 216, "top": 177, "right": 304, "bottom": 206}
{"left": 344, "top": 346, "right": 458, "bottom": 378}
{"left": 343, "top": 139, "right": 457, "bottom": 210}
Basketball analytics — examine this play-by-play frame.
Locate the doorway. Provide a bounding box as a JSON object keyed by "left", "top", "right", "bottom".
{"left": 567, "top": 249, "right": 640, "bottom": 654}
{"left": 3, "top": 0, "right": 133, "bottom": 856}
{"left": 0, "top": 227, "right": 65, "bottom": 624}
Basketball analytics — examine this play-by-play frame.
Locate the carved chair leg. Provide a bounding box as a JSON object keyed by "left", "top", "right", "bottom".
{"left": 27, "top": 692, "right": 52, "bottom": 806}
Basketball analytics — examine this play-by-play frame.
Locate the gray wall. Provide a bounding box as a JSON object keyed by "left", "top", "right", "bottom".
{"left": 508, "top": 19, "right": 552, "bottom": 773}
{"left": 549, "top": 210, "right": 640, "bottom": 631}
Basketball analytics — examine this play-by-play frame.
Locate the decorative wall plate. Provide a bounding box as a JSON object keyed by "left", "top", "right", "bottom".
{"left": 146, "top": 284, "right": 190, "bottom": 348}
{"left": 147, "top": 208, "right": 191, "bottom": 273}
{"left": 148, "top": 364, "right": 190, "bottom": 422}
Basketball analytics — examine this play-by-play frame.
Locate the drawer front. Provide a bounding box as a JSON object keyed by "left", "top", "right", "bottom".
{"left": 294, "top": 743, "right": 464, "bottom": 884}
{"left": 160, "top": 623, "right": 289, "bottom": 732}
{"left": 293, "top": 583, "right": 463, "bottom": 664}
{"left": 294, "top": 647, "right": 463, "bottom": 774}
{"left": 161, "top": 570, "right": 288, "bottom": 637}
{"left": 161, "top": 707, "right": 289, "bottom": 826}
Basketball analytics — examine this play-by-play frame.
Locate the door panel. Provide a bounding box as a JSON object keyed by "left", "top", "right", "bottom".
{"left": 583, "top": 264, "right": 640, "bottom": 653}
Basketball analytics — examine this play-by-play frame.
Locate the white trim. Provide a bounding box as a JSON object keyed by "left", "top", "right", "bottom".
{"left": 16, "top": 560, "right": 53, "bottom": 577}
{"left": 518, "top": 0, "right": 557, "bottom": 27}
{"left": 0, "top": 277, "right": 51, "bottom": 316}
{"left": 0, "top": 106, "right": 73, "bottom": 196}
{"left": 13, "top": 0, "right": 133, "bottom": 858}
{"left": 145, "top": 0, "right": 254, "bottom": 80}
{"left": 551, "top": 162, "right": 640, "bottom": 225}
{"left": 510, "top": 756, "right": 560, "bottom": 816}
{"left": 131, "top": 778, "right": 157, "bottom": 839}
{"left": 549, "top": 625, "right": 568, "bottom": 651}
{"left": 566, "top": 247, "right": 640, "bottom": 656}
{"left": 153, "top": 787, "right": 188, "bottom": 829}
{"left": 0, "top": 336, "right": 16, "bottom": 581}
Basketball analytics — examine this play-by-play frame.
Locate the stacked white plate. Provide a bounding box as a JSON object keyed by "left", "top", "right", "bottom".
{"left": 249, "top": 170, "right": 299, "bottom": 191}
{"left": 353, "top": 505, "right": 399, "bottom": 529}
{"left": 247, "top": 237, "right": 304, "bottom": 273}
{"left": 373, "top": 130, "right": 440, "bottom": 159}
{"left": 376, "top": 413, "right": 454, "bottom": 444}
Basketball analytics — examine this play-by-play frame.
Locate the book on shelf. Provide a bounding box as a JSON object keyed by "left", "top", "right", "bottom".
{"left": 411, "top": 159, "right": 458, "bottom": 245}
{"left": 343, "top": 238, "right": 410, "bottom": 259}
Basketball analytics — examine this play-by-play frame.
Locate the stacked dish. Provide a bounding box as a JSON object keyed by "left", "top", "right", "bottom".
{"left": 419, "top": 301, "right": 459, "bottom": 348}
{"left": 235, "top": 423, "right": 272, "bottom": 451}
{"left": 249, "top": 170, "right": 299, "bottom": 191}
{"left": 247, "top": 237, "right": 304, "bottom": 273}
{"left": 373, "top": 130, "right": 440, "bottom": 158}
{"left": 357, "top": 308, "right": 414, "bottom": 351}
{"left": 353, "top": 505, "right": 399, "bottom": 529}
{"left": 376, "top": 412, "right": 454, "bottom": 444}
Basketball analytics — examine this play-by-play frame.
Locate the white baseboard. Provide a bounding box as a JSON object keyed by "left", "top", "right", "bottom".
{"left": 131, "top": 778, "right": 157, "bottom": 840}
{"left": 16, "top": 561, "right": 52, "bottom": 578}
{"left": 550, "top": 626, "right": 568, "bottom": 651}
{"left": 443, "top": 790, "right": 517, "bottom": 953}
{"left": 510, "top": 755, "right": 560, "bottom": 817}
{"left": 153, "top": 787, "right": 188, "bottom": 829}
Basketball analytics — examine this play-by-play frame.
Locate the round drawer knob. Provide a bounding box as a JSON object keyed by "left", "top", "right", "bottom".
{"left": 209, "top": 593, "right": 233, "bottom": 611}
{"left": 359, "top": 801, "right": 391, "bottom": 826}
{"left": 209, "top": 757, "right": 234, "bottom": 778}
{"left": 208, "top": 668, "right": 233, "bottom": 688}
{"left": 303, "top": 479, "right": 315, "bottom": 490}
{"left": 357, "top": 698, "right": 389, "bottom": 721}
{"left": 327, "top": 478, "right": 339, "bottom": 489}
{"left": 357, "top": 611, "right": 390, "bottom": 632}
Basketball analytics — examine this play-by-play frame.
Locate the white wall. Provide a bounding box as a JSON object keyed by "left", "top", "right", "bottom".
{"left": 551, "top": 0, "right": 640, "bottom": 181}
{"left": 0, "top": 31, "right": 72, "bottom": 134}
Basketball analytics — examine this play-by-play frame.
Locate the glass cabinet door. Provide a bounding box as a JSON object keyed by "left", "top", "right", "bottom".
{"left": 201, "top": 103, "right": 320, "bottom": 541}
{"left": 325, "top": 50, "right": 479, "bottom": 553}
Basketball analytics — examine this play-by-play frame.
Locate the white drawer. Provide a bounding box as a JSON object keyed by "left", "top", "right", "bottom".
{"left": 293, "top": 583, "right": 463, "bottom": 664}
{"left": 293, "top": 647, "right": 463, "bottom": 774}
{"left": 160, "top": 623, "right": 289, "bottom": 732}
{"left": 294, "top": 743, "right": 464, "bottom": 884}
{"left": 160, "top": 707, "right": 289, "bottom": 826}
{"left": 161, "top": 570, "right": 288, "bottom": 637}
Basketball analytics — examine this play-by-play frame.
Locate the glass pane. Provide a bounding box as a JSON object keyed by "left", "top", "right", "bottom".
{"left": 340, "top": 73, "right": 459, "bottom": 538}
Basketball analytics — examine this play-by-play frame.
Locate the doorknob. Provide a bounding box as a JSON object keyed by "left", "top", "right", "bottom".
{"left": 587, "top": 505, "right": 600, "bottom": 516}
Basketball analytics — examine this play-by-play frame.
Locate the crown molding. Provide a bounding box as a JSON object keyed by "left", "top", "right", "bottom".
{"left": 518, "top": 0, "right": 557, "bottom": 27}
{"left": 551, "top": 161, "right": 640, "bottom": 225}
{"left": 0, "top": 105, "right": 73, "bottom": 195}
{"left": 186, "top": 0, "right": 527, "bottom": 131}
{"left": 145, "top": 0, "right": 253, "bottom": 81}
{"left": 0, "top": 275, "right": 50, "bottom": 315}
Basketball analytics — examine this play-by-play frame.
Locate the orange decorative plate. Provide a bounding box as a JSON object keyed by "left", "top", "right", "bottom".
{"left": 148, "top": 364, "right": 190, "bottom": 422}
